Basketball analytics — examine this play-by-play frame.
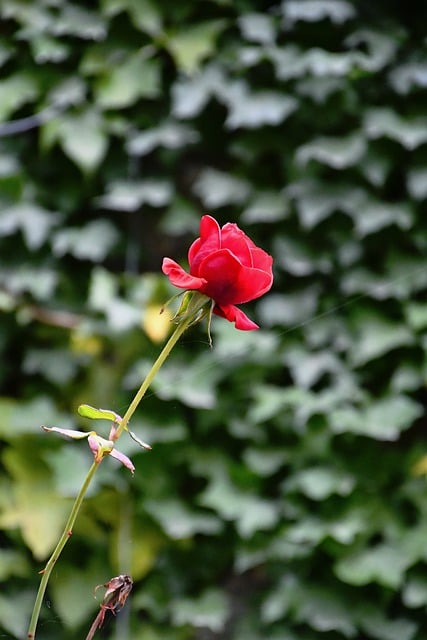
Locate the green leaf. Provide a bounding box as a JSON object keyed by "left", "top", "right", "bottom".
{"left": 295, "top": 587, "right": 357, "bottom": 636}
{"left": 149, "top": 353, "right": 221, "bottom": 409}
{"left": 390, "top": 61, "right": 427, "bottom": 94}
{"left": 348, "top": 202, "right": 413, "bottom": 237}
{"left": 0, "top": 72, "right": 38, "bottom": 120}
{"left": 0, "top": 266, "right": 57, "bottom": 300}
{"left": 57, "top": 110, "right": 107, "bottom": 173}
{"left": 405, "top": 302, "right": 427, "bottom": 331}
{"left": 273, "top": 236, "right": 331, "bottom": 275}
{"left": 359, "top": 608, "right": 417, "bottom": 640}
{"left": 23, "top": 348, "right": 78, "bottom": 385}
{"left": 282, "top": 0, "right": 355, "bottom": 24}
{"left": 257, "top": 289, "right": 319, "bottom": 328}
{"left": 0, "top": 203, "right": 60, "bottom": 249}
{"left": 283, "top": 467, "right": 355, "bottom": 501}
{"left": 52, "top": 219, "right": 119, "bottom": 262}
{"left": 238, "top": 13, "right": 276, "bottom": 44}
{"left": 193, "top": 168, "right": 251, "bottom": 207}
{"left": 0, "top": 549, "right": 30, "bottom": 580}
{"left": 88, "top": 266, "right": 118, "bottom": 310}
{"left": 50, "top": 559, "right": 105, "bottom": 629}
{"left": 164, "top": 20, "right": 227, "bottom": 74}
{"left": 171, "top": 589, "right": 229, "bottom": 632}
{"left": 330, "top": 395, "right": 422, "bottom": 441}
{"left": 127, "top": 121, "right": 199, "bottom": 156}
{"left": 407, "top": 167, "right": 427, "bottom": 200}
{"left": 297, "top": 133, "right": 366, "bottom": 169}
{"left": 30, "top": 34, "right": 70, "bottom": 63}
{"left": 98, "top": 179, "right": 173, "bottom": 211}
{"left": 172, "top": 63, "right": 225, "bottom": 118}
{"left": 101, "top": 0, "right": 162, "bottom": 35}
{"left": 0, "top": 591, "right": 35, "bottom": 639}
{"left": 44, "top": 446, "right": 101, "bottom": 498}
{"left": 145, "top": 499, "right": 222, "bottom": 539}
{"left": 96, "top": 50, "right": 160, "bottom": 107}
{"left": 349, "top": 312, "right": 413, "bottom": 366}
{"left": 53, "top": 4, "right": 107, "bottom": 40}
{"left": 0, "top": 447, "right": 74, "bottom": 559}
{"left": 78, "top": 404, "right": 122, "bottom": 423}
{"left": 242, "top": 191, "right": 289, "bottom": 223}
{"left": 335, "top": 543, "right": 410, "bottom": 589}
{"left": 223, "top": 85, "right": 297, "bottom": 129}
{"left": 199, "top": 462, "right": 279, "bottom": 537}
{"left": 403, "top": 575, "right": 427, "bottom": 608}
{"left": 364, "top": 108, "right": 427, "bottom": 149}
{"left": 0, "top": 396, "right": 68, "bottom": 439}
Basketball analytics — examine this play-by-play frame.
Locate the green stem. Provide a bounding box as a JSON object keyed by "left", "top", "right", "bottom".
{"left": 115, "top": 293, "right": 209, "bottom": 439}
{"left": 27, "top": 461, "right": 98, "bottom": 639}
{"left": 27, "top": 292, "right": 209, "bottom": 638}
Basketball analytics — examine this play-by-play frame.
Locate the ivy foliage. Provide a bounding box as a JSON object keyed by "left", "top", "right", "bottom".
{"left": 1, "top": 0, "right": 427, "bottom": 639}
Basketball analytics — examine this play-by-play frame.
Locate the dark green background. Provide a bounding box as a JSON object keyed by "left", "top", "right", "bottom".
{"left": 1, "top": 1, "right": 427, "bottom": 638}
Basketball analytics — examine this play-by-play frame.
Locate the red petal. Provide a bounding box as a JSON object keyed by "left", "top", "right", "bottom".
{"left": 199, "top": 249, "right": 273, "bottom": 304}
{"left": 249, "top": 247, "right": 274, "bottom": 273}
{"left": 162, "top": 258, "right": 206, "bottom": 290}
{"left": 188, "top": 216, "right": 221, "bottom": 276}
{"left": 220, "top": 223, "right": 253, "bottom": 266}
{"left": 214, "top": 304, "right": 259, "bottom": 330}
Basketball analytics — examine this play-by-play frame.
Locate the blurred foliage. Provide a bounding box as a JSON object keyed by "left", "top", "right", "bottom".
{"left": 1, "top": 0, "right": 427, "bottom": 639}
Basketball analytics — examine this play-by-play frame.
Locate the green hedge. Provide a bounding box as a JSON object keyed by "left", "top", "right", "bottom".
{"left": 1, "top": 1, "right": 427, "bottom": 638}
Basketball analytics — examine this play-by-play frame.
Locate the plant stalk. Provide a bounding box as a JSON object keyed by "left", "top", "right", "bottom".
{"left": 27, "top": 292, "right": 209, "bottom": 638}
{"left": 115, "top": 293, "right": 209, "bottom": 439}
{"left": 27, "top": 461, "right": 98, "bottom": 638}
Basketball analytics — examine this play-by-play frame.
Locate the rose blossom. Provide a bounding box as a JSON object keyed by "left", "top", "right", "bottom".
{"left": 162, "top": 215, "right": 273, "bottom": 330}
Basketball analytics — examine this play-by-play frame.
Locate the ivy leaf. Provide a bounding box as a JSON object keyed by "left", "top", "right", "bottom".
{"left": 127, "top": 121, "right": 199, "bottom": 156}
{"left": 97, "top": 51, "right": 160, "bottom": 107}
{"left": 164, "top": 20, "right": 227, "bottom": 74}
{"left": 330, "top": 395, "right": 422, "bottom": 441}
{"left": 0, "top": 72, "right": 39, "bottom": 120}
{"left": 283, "top": 467, "right": 355, "bottom": 501}
{"left": 222, "top": 84, "right": 297, "bottom": 129}
{"left": 50, "top": 560, "right": 105, "bottom": 629}
{"left": 238, "top": 13, "right": 276, "bottom": 44}
{"left": 171, "top": 63, "right": 225, "bottom": 118}
{"left": 52, "top": 219, "right": 119, "bottom": 262}
{"left": 358, "top": 608, "right": 417, "bottom": 640}
{"left": 297, "top": 133, "right": 366, "bottom": 169}
{"left": 0, "top": 203, "right": 60, "bottom": 250}
{"left": 47, "top": 109, "right": 108, "bottom": 173}
{"left": 193, "top": 168, "right": 251, "bottom": 207}
{"left": 145, "top": 499, "right": 222, "bottom": 539}
{"left": 407, "top": 167, "right": 427, "bottom": 200}
{"left": 199, "top": 463, "right": 280, "bottom": 537}
{"left": 282, "top": 0, "right": 356, "bottom": 25}
{"left": 0, "top": 591, "right": 35, "bottom": 639}
{"left": 171, "top": 589, "right": 229, "bottom": 632}
{"left": 390, "top": 61, "right": 427, "bottom": 94}
{"left": 364, "top": 108, "right": 427, "bottom": 149}
{"left": 53, "top": 4, "right": 107, "bottom": 40}
{"left": 349, "top": 312, "right": 413, "bottom": 366}
{"left": 98, "top": 179, "right": 173, "bottom": 211}
{"left": 335, "top": 543, "right": 410, "bottom": 589}
{"left": 0, "top": 447, "right": 73, "bottom": 559}
{"left": 242, "top": 191, "right": 289, "bottom": 223}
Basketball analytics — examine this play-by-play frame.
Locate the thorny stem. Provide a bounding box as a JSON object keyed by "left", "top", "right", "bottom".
{"left": 27, "top": 461, "right": 98, "bottom": 638}
{"left": 27, "top": 292, "right": 210, "bottom": 638}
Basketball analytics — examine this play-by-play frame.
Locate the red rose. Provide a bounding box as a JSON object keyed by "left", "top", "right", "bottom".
{"left": 162, "top": 215, "right": 273, "bottom": 330}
